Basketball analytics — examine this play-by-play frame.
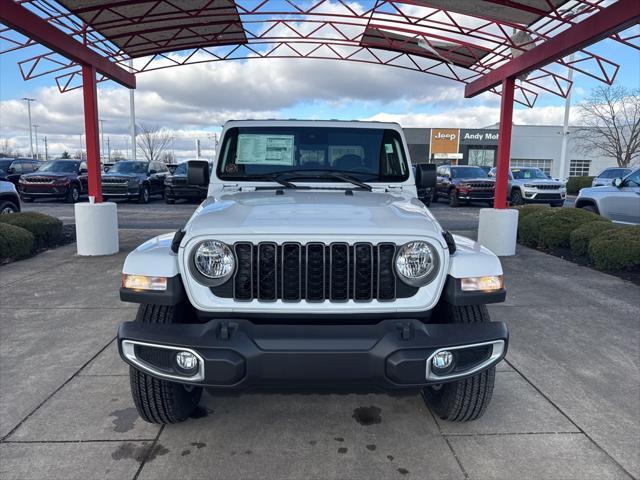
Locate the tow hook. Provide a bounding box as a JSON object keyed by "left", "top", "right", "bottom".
{"left": 218, "top": 321, "right": 238, "bottom": 340}
{"left": 395, "top": 322, "right": 414, "bottom": 341}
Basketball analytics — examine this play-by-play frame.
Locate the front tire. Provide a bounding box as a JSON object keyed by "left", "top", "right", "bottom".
{"left": 129, "top": 304, "right": 202, "bottom": 424}
{"left": 449, "top": 189, "right": 460, "bottom": 208}
{"left": 66, "top": 184, "right": 80, "bottom": 203}
{"left": 422, "top": 305, "right": 496, "bottom": 422}
{"left": 138, "top": 185, "right": 150, "bottom": 204}
{"left": 0, "top": 200, "right": 19, "bottom": 214}
{"left": 510, "top": 189, "right": 524, "bottom": 206}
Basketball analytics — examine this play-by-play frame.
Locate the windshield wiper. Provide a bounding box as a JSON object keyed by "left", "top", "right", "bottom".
{"left": 248, "top": 174, "right": 299, "bottom": 189}
{"left": 274, "top": 169, "right": 374, "bottom": 192}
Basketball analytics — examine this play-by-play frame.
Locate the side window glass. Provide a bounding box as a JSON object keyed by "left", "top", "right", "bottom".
{"left": 11, "top": 162, "right": 22, "bottom": 174}
{"left": 80, "top": 162, "right": 87, "bottom": 172}
{"left": 624, "top": 171, "right": 640, "bottom": 187}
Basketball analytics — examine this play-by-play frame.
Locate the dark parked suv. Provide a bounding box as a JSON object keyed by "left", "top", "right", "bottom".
{"left": 433, "top": 165, "right": 496, "bottom": 207}
{"left": 164, "top": 161, "right": 209, "bottom": 204}
{"left": 19, "top": 159, "right": 88, "bottom": 203}
{"left": 0, "top": 158, "right": 40, "bottom": 187}
{"left": 102, "top": 161, "right": 169, "bottom": 203}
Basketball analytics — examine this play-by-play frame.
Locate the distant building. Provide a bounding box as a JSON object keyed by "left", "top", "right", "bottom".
{"left": 403, "top": 125, "right": 620, "bottom": 178}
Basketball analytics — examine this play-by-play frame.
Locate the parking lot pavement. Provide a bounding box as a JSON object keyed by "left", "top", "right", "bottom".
{"left": 1, "top": 207, "right": 638, "bottom": 479}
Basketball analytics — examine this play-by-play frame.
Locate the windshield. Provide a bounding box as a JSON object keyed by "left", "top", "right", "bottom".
{"left": 38, "top": 161, "right": 79, "bottom": 173}
{"left": 0, "top": 159, "right": 13, "bottom": 172}
{"left": 173, "top": 163, "right": 187, "bottom": 175}
{"left": 600, "top": 168, "right": 631, "bottom": 179}
{"left": 109, "top": 161, "right": 148, "bottom": 174}
{"left": 217, "top": 126, "right": 409, "bottom": 182}
{"left": 511, "top": 168, "right": 547, "bottom": 180}
{"left": 451, "top": 166, "right": 488, "bottom": 179}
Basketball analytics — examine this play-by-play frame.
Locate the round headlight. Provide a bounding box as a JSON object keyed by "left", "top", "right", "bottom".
{"left": 395, "top": 241, "right": 439, "bottom": 286}
{"left": 193, "top": 241, "right": 235, "bottom": 283}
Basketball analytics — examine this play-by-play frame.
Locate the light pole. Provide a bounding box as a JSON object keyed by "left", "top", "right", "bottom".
{"left": 22, "top": 98, "right": 35, "bottom": 158}
{"left": 33, "top": 124, "right": 39, "bottom": 159}
{"left": 558, "top": 54, "right": 574, "bottom": 182}
{"left": 43, "top": 136, "right": 49, "bottom": 160}
{"left": 129, "top": 59, "right": 136, "bottom": 161}
{"left": 99, "top": 119, "right": 105, "bottom": 161}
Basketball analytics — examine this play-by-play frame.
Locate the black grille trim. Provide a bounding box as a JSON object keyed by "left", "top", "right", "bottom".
{"left": 212, "top": 242, "right": 418, "bottom": 302}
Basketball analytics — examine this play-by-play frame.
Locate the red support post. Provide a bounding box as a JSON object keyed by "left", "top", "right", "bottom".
{"left": 82, "top": 64, "right": 102, "bottom": 203}
{"left": 494, "top": 77, "right": 515, "bottom": 209}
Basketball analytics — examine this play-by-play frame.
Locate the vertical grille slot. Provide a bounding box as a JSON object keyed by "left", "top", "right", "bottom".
{"left": 257, "top": 243, "right": 277, "bottom": 301}
{"left": 353, "top": 243, "right": 374, "bottom": 301}
{"left": 377, "top": 243, "right": 397, "bottom": 301}
{"left": 233, "top": 243, "right": 253, "bottom": 301}
{"left": 306, "top": 243, "right": 325, "bottom": 302}
{"left": 330, "top": 243, "right": 349, "bottom": 301}
{"left": 281, "top": 243, "right": 302, "bottom": 301}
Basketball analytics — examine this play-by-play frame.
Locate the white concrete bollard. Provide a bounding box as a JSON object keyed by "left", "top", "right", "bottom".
{"left": 74, "top": 200, "right": 119, "bottom": 256}
{"left": 477, "top": 208, "right": 519, "bottom": 256}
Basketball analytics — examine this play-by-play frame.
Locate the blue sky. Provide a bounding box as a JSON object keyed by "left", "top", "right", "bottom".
{"left": 0, "top": 13, "right": 638, "bottom": 159}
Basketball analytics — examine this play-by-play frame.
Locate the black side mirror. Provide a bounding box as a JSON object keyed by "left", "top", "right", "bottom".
{"left": 149, "top": 169, "right": 157, "bottom": 175}
{"left": 612, "top": 177, "right": 623, "bottom": 188}
{"left": 415, "top": 163, "right": 436, "bottom": 189}
{"left": 79, "top": 168, "right": 88, "bottom": 174}
{"left": 187, "top": 161, "right": 210, "bottom": 187}
{"left": 7, "top": 167, "right": 15, "bottom": 174}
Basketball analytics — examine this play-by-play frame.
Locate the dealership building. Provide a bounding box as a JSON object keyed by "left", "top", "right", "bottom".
{"left": 403, "top": 125, "right": 618, "bottom": 179}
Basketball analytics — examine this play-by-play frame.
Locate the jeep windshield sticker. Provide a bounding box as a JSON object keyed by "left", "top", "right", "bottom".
{"left": 236, "top": 134, "right": 295, "bottom": 166}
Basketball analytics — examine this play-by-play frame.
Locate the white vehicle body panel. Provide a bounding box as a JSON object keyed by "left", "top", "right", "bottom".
{"left": 123, "top": 233, "right": 179, "bottom": 277}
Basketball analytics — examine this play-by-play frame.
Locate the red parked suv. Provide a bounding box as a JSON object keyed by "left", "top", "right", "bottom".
{"left": 19, "top": 159, "right": 88, "bottom": 203}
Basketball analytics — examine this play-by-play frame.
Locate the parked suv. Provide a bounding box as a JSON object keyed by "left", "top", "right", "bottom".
{"left": 0, "top": 180, "right": 21, "bottom": 214}
{"left": 164, "top": 161, "right": 209, "bottom": 204}
{"left": 489, "top": 167, "right": 565, "bottom": 207}
{"left": 0, "top": 158, "right": 40, "bottom": 187}
{"left": 433, "top": 165, "right": 495, "bottom": 207}
{"left": 19, "top": 159, "right": 87, "bottom": 203}
{"left": 117, "top": 120, "right": 508, "bottom": 425}
{"left": 576, "top": 168, "right": 640, "bottom": 224}
{"left": 591, "top": 167, "right": 632, "bottom": 187}
{"left": 102, "top": 160, "right": 169, "bottom": 203}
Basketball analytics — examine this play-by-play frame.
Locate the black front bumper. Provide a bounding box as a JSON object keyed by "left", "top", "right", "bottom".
{"left": 118, "top": 318, "right": 508, "bottom": 392}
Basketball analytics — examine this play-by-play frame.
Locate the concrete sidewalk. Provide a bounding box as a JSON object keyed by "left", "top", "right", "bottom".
{"left": 0, "top": 230, "right": 638, "bottom": 480}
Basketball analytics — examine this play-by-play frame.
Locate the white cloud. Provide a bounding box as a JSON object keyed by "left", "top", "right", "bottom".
{"left": 365, "top": 104, "right": 580, "bottom": 128}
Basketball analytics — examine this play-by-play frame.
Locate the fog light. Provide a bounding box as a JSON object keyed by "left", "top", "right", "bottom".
{"left": 432, "top": 351, "right": 454, "bottom": 370}
{"left": 122, "top": 274, "right": 167, "bottom": 291}
{"left": 175, "top": 351, "right": 198, "bottom": 373}
{"left": 460, "top": 275, "right": 504, "bottom": 292}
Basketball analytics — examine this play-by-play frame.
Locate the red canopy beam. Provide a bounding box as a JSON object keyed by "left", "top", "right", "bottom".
{"left": 465, "top": 0, "right": 640, "bottom": 98}
{"left": 0, "top": 0, "right": 135, "bottom": 88}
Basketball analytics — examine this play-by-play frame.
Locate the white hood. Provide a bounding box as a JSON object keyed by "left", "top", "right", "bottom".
{"left": 185, "top": 189, "right": 443, "bottom": 239}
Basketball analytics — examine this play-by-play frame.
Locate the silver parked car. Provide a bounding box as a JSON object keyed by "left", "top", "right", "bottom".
{"left": 591, "top": 167, "right": 632, "bottom": 187}
{"left": 489, "top": 166, "right": 566, "bottom": 207}
{"left": 576, "top": 168, "right": 640, "bottom": 224}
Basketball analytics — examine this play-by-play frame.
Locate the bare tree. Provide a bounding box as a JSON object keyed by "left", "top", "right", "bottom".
{"left": 0, "top": 137, "right": 16, "bottom": 157}
{"left": 574, "top": 85, "right": 640, "bottom": 168}
{"left": 136, "top": 124, "right": 171, "bottom": 163}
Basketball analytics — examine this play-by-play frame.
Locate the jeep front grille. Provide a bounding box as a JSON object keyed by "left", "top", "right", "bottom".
{"left": 211, "top": 242, "right": 417, "bottom": 302}
{"left": 533, "top": 184, "right": 561, "bottom": 190}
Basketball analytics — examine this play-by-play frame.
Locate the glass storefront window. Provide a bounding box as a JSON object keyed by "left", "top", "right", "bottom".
{"left": 468, "top": 148, "right": 495, "bottom": 167}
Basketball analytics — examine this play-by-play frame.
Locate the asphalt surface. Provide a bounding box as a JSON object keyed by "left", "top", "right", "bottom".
{"left": 2, "top": 196, "right": 637, "bottom": 480}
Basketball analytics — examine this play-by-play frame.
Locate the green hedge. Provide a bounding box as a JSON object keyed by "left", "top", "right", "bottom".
{"left": 569, "top": 221, "right": 616, "bottom": 257}
{"left": 514, "top": 204, "right": 548, "bottom": 219}
{"left": 0, "top": 223, "right": 34, "bottom": 260}
{"left": 0, "top": 212, "right": 63, "bottom": 250}
{"left": 588, "top": 227, "right": 640, "bottom": 271}
{"left": 518, "top": 207, "right": 602, "bottom": 249}
{"left": 566, "top": 176, "right": 594, "bottom": 195}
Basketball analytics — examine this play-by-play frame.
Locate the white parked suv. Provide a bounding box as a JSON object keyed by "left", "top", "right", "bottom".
{"left": 117, "top": 120, "right": 509, "bottom": 425}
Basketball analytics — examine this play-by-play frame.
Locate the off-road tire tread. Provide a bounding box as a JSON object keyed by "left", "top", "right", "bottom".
{"left": 423, "top": 304, "right": 496, "bottom": 422}
{"left": 129, "top": 304, "right": 202, "bottom": 424}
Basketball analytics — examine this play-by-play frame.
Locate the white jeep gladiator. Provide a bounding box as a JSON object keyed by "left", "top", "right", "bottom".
{"left": 118, "top": 120, "right": 508, "bottom": 424}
